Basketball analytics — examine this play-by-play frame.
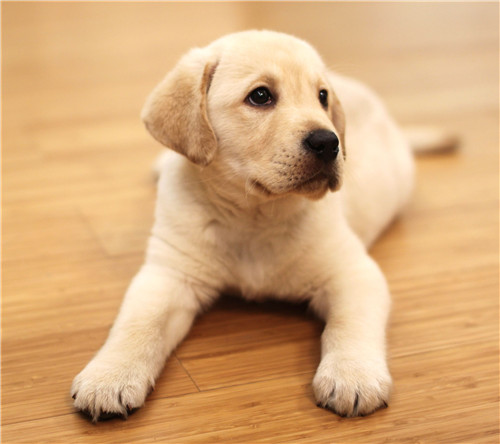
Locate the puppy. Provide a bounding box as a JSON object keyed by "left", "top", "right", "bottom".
{"left": 71, "top": 30, "right": 415, "bottom": 420}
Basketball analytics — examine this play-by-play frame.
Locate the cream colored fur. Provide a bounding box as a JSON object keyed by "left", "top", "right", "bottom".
{"left": 71, "top": 30, "right": 414, "bottom": 420}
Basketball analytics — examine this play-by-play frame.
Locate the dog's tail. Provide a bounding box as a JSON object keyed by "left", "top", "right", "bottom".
{"left": 403, "top": 126, "right": 459, "bottom": 154}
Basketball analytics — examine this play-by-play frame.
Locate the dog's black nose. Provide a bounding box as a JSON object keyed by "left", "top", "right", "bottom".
{"left": 303, "top": 130, "right": 339, "bottom": 162}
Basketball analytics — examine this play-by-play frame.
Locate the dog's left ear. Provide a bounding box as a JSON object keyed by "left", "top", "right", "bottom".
{"left": 141, "top": 48, "right": 218, "bottom": 166}
{"left": 329, "top": 91, "right": 346, "bottom": 160}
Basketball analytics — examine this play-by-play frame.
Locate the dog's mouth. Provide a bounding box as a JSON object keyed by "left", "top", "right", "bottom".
{"left": 251, "top": 180, "right": 276, "bottom": 196}
{"left": 251, "top": 169, "right": 340, "bottom": 198}
{"left": 299, "top": 170, "right": 339, "bottom": 191}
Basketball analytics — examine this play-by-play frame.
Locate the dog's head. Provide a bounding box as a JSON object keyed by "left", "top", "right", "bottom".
{"left": 142, "top": 30, "right": 345, "bottom": 200}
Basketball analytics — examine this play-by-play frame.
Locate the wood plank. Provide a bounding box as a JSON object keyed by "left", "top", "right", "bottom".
{"left": 2, "top": 342, "right": 497, "bottom": 443}
{"left": 1, "top": 344, "right": 198, "bottom": 426}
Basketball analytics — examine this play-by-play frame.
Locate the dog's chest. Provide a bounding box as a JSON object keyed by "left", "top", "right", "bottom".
{"left": 212, "top": 224, "right": 300, "bottom": 299}
{"left": 232, "top": 238, "right": 277, "bottom": 296}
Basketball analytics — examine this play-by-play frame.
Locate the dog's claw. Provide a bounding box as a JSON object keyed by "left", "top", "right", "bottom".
{"left": 353, "top": 393, "right": 360, "bottom": 415}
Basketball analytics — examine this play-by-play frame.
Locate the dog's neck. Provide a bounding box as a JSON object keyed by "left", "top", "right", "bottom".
{"left": 192, "top": 162, "right": 316, "bottom": 229}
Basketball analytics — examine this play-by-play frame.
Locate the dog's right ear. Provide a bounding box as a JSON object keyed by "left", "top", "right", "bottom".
{"left": 141, "top": 48, "right": 218, "bottom": 166}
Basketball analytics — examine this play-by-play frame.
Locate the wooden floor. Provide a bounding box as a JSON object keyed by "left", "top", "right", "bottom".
{"left": 2, "top": 3, "right": 498, "bottom": 443}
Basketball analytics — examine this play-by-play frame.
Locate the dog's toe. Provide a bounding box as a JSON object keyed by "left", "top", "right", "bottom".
{"left": 312, "top": 353, "right": 391, "bottom": 417}
{"left": 71, "top": 359, "right": 154, "bottom": 422}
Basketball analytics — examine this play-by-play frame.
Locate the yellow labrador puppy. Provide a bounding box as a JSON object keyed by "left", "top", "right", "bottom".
{"left": 72, "top": 30, "right": 415, "bottom": 420}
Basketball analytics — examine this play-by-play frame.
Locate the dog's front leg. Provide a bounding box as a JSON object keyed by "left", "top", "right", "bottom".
{"left": 312, "top": 238, "right": 392, "bottom": 417}
{"left": 71, "top": 263, "right": 212, "bottom": 421}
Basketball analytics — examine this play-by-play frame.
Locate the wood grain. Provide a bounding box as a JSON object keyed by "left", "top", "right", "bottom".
{"left": 2, "top": 2, "right": 498, "bottom": 443}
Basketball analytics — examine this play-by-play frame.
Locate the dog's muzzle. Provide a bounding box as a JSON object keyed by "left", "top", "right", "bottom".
{"left": 303, "top": 130, "right": 339, "bottom": 163}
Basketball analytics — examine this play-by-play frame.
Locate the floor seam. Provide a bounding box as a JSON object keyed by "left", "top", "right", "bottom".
{"left": 174, "top": 352, "right": 202, "bottom": 393}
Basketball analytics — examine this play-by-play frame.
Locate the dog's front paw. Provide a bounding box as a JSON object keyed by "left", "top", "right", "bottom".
{"left": 312, "top": 353, "right": 392, "bottom": 417}
{"left": 71, "top": 358, "right": 155, "bottom": 422}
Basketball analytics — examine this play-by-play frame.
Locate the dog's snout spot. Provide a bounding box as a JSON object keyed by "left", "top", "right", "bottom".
{"left": 303, "top": 130, "right": 340, "bottom": 163}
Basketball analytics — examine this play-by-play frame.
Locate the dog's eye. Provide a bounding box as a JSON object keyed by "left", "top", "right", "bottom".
{"left": 319, "top": 89, "right": 328, "bottom": 108}
{"left": 247, "top": 87, "right": 273, "bottom": 106}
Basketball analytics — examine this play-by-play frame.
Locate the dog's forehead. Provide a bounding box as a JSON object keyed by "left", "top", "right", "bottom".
{"left": 214, "top": 32, "right": 326, "bottom": 83}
